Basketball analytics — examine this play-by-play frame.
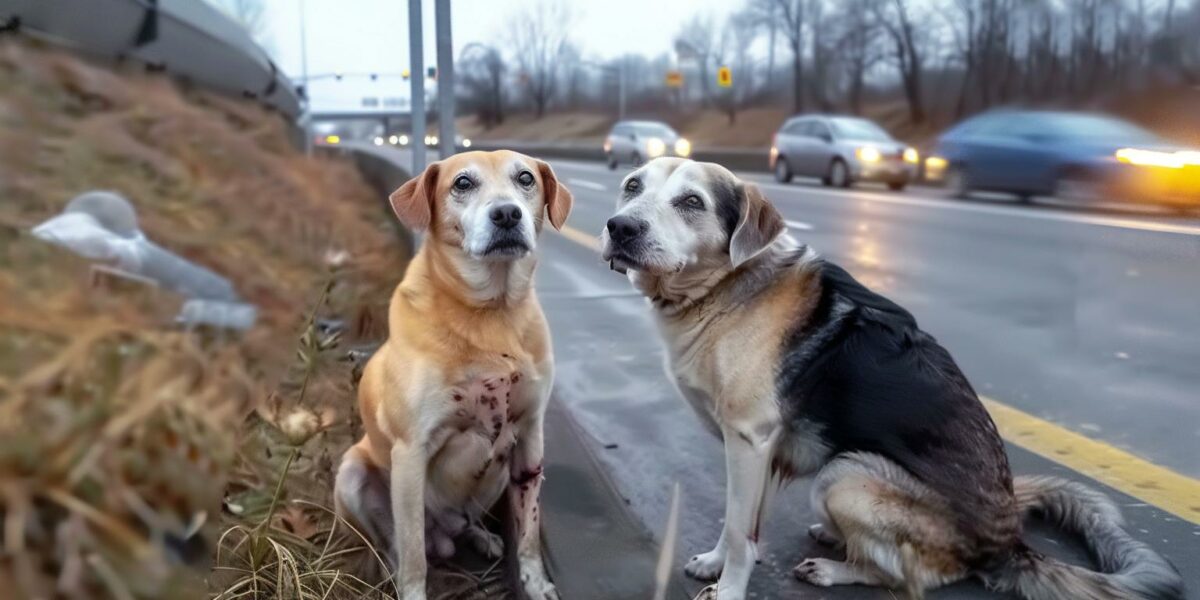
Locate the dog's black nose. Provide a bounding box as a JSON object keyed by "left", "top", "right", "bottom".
{"left": 490, "top": 204, "right": 522, "bottom": 230}
{"left": 606, "top": 215, "right": 646, "bottom": 243}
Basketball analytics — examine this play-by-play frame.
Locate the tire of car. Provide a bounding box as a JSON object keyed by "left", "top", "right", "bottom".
{"left": 774, "top": 157, "right": 793, "bottom": 183}
{"left": 887, "top": 180, "right": 907, "bottom": 192}
{"left": 826, "top": 159, "right": 851, "bottom": 188}
{"left": 1055, "top": 169, "right": 1102, "bottom": 204}
{"left": 606, "top": 154, "right": 618, "bottom": 170}
{"left": 944, "top": 165, "right": 970, "bottom": 199}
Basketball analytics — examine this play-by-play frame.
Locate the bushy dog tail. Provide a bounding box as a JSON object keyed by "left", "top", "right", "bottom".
{"left": 984, "top": 475, "right": 1184, "bottom": 600}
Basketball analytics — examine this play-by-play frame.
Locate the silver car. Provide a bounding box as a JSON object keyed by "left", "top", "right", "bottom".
{"left": 770, "top": 115, "right": 919, "bottom": 191}
{"left": 604, "top": 121, "right": 692, "bottom": 169}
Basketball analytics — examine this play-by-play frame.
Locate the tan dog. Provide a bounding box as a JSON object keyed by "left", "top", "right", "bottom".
{"left": 335, "top": 150, "right": 572, "bottom": 600}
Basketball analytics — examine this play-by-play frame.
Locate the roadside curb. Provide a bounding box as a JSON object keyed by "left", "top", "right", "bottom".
{"left": 541, "top": 397, "right": 694, "bottom": 600}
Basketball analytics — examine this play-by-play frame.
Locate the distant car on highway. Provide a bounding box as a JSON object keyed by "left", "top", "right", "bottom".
{"left": 603, "top": 120, "right": 691, "bottom": 169}
{"left": 927, "top": 110, "right": 1200, "bottom": 205}
{"left": 770, "top": 115, "right": 919, "bottom": 191}
{"left": 372, "top": 133, "right": 473, "bottom": 149}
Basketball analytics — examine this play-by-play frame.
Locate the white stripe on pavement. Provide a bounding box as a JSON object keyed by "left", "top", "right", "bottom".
{"left": 753, "top": 181, "right": 1200, "bottom": 237}
{"left": 786, "top": 220, "right": 814, "bottom": 231}
{"left": 567, "top": 178, "right": 607, "bottom": 192}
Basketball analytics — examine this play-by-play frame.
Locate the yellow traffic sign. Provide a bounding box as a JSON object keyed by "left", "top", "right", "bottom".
{"left": 666, "top": 70, "right": 684, "bottom": 88}
{"left": 717, "top": 66, "right": 732, "bottom": 88}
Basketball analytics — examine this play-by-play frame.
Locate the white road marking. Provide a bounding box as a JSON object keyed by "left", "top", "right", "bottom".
{"left": 785, "top": 220, "right": 814, "bottom": 231}
{"left": 567, "top": 178, "right": 607, "bottom": 192}
{"left": 752, "top": 181, "right": 1200, "bottom": 237}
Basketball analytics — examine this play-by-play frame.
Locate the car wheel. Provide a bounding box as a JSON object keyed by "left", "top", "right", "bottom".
{"left": 631, "top": 152, "right": 643, "bottom": 167}
{"left": 1056, "top": 169, "right": 1102, "bottom": 203}
{"left": 606, "top": 154, "right": 618, "bottom": 170}
{"left": 774, "top": 157, "right": 793, "bottom": 183}
{"left": 944, "top": 165, "right": 970, "bottom": 199}
{"left": 827, "top": 159, "right": 850, "bottom": 188}
{"left": 887, "top": 180, "right": 907, "bottom": 192}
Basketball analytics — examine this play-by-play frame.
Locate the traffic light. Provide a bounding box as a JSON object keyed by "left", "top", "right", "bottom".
{"left": 427, "top": 66, "right": 437, "bottom": 80}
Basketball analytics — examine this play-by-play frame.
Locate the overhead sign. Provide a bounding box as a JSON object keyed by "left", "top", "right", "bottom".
{"left": 717, "top": 66, "right": 732, "bottom": 88}
{"left": 665, "top": 70, "right": 683, "bottom": 88}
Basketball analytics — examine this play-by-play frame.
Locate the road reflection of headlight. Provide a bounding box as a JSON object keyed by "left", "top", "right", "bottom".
{"left": 856, "top": 146, "right": 881, "bottom": 163}
{"left": 1115, "top": 148, "right": 1186, "bottom": 169}
{"left": 674, "top": 138, "right": 691, "bottom": 157}
{"left": 647, "top": 137, "right": 666, "bottom": 158}
{"left": 903, "top": 148, "right": 919, "bottom": 163}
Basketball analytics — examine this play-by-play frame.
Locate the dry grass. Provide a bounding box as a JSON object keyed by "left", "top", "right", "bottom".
{"left": 0, "top": 36, "right": 511, "bottom": 600}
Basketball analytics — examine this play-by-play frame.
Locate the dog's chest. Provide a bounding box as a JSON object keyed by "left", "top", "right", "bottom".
{"left": 426, "top": 369, "right": 528, "bottom": 508}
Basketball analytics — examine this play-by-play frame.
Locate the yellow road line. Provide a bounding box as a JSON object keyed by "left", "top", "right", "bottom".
{"left": 982, "top": 399, "right": 1200, "bottom": 524}
{"left": 554, "top": 224, "right": 1200, "bottom": 525}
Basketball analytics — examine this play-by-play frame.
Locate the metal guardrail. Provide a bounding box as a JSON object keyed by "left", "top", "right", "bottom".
{"left": 0, "top": 0, "right": 301, "bottom": 118}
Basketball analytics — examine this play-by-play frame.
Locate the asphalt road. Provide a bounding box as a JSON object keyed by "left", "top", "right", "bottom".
{"left": 365, "top": 145, "right": 1200, "bottom": 599}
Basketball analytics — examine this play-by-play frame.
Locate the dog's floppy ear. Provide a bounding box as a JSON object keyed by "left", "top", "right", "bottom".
{"left": 389, "top": 162, "right": 440, "bottom": 231}
{"left": 729, "top": 183, "right": 785, "bottom": 268}
{"left": 536, "top": 159, "right": 573, "bottom": 230}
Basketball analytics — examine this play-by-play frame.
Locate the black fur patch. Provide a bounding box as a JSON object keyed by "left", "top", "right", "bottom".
{"left": 777, "top": 260, "right": 1018, "bottom": 568}
{"left": 709, "top": 174, "right": 742, "bottom": 243}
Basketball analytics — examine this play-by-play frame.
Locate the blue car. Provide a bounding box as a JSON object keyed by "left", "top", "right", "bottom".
{"left": 927, "top": 110, "right": 1200, "bottom": 206}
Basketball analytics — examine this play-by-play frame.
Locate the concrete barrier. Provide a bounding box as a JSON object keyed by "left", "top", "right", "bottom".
{"left": 472, "top": 140, "right": 773, "bottom": 173}
{"left": 0, "top": 0, "right": 300, "bottom": 118}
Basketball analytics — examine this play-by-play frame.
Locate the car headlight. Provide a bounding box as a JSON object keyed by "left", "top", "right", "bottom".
{"left": 603, "top": 138, "right": 613, "bottom": 153}
{"left": 399, "top": 135, "right": 409, "bottom": 145}
{"left": 1115, "top": 148, "right": 1191, "bottom": 169}
{"left": 374, "top": 136, "right": 384, "bottom": 146}
{"left": 903, "top": 148, "right": 919, "bottom": 163}
{"left": 388, "top": 135, "right": 398, "bottom": 145}
{"left": 462, "top": 138, "right": 472, "bottom": 148}
{"left": 856, "top": 146, "right": 881, "bottom": 163}
{"left": 647, "top": 137, "right": 666, "bottom": 158}
{"left": 674, "top": 138, "right": 692, "bottom": 157}
{"left": 431, "top": 136, "right": 439, "bottom": 145}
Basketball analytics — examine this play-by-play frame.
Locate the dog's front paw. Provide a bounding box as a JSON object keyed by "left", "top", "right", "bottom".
{"left": 793, "top": 557, "right": 836, "bottom": 587}
{"left": 684, "top": 549, "right": 725, "bottom": 581}
{"left": 692, "top": 584, "right": 718, "bottom": 600}
{"left": 518, "top": 572, "right": 559, "bottom": 600}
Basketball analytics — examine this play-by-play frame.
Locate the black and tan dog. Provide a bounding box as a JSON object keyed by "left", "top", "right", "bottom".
{"left": 600, "top": 157, "right": 1183, "bottom": 600}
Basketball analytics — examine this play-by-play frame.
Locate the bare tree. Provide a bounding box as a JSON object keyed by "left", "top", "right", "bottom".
{"left": 675, "top": 15, "right": 719, "bottom": 108}
{"left": 835, "top": 0, "right": 883, "bottom": 115}
{"left": 874, "top": 0, "right": 927, "bottom": 123}
{"left": 771, "top": 0, "right": 808, "bottom": 113}
{"left": 711, "top": 12, "right": 762, "bottom": 124}
{"left": 508, "top": 0, "right": 576, "bottom": 118}
{"left": 460, "top": 44, "right": 506, "bottom": 128}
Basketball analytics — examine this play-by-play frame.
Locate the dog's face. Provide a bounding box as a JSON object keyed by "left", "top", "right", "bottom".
{"left": 389, "top": 150, "right": 572, "bottom": 260}
{"left": 600, "top": 158, "right": 784, "bottom": 275}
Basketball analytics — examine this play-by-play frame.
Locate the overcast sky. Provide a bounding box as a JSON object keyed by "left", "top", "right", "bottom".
{"left": 254, "top": 0, "right": 740, "bottom": 110}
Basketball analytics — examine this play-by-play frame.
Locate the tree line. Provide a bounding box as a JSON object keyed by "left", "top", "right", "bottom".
{"left": 459, "top": 0, "right": 1200, "bottom": 128}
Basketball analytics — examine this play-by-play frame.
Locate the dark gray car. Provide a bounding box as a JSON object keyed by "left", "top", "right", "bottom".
{"left": 771, "top": 115, "right": 918, "bottom": 191}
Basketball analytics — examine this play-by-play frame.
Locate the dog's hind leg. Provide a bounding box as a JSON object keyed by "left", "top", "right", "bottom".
{"left": 335, "top": 441, "right": 396, "bottom": 565}
{"left": 796, "top": 453, "right": 969, "bottom": 598}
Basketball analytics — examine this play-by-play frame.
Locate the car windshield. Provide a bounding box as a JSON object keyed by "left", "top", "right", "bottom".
{"left": 632, "top": 123, "right": 675, "bottom": 138}
{"left": 831, "top": 118, "right": 892, "bottom": 141}
{"left": 1042, "top": 114, "right": 1161, "bottom": 143}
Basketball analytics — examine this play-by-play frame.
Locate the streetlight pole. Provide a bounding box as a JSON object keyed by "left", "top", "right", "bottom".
{"left": 435, "top": 0, "right": 455, "bottom": 157}
{"left": 299, "top": 0, "right": 311, "bottom": 155}
{"left": 408, "top": 0, "right": 426, "bottom": 173}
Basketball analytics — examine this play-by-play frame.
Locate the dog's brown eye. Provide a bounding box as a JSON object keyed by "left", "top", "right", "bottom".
{"left": 453, "top": 176, "right": 473, "bottom": 191}
{"left": 517, "top": 171, "right": 535, "bottom": 187}
{"left": 624, "top": 178, "right": 640, "bottom": 193}
{"left": 685, "top": 195, "right": 702, "bottom": 208}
